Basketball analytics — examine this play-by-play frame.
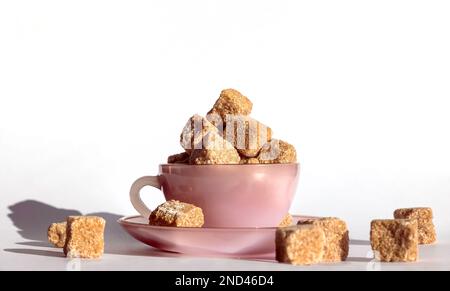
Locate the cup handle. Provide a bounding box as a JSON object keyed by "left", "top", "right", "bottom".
{"left": 129, "top": 176, "right": 161, "bottom": 219}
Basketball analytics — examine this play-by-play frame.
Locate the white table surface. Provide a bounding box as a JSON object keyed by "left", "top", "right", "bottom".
{"left": 1, "top": 211, "right": 449, "bottom": 271}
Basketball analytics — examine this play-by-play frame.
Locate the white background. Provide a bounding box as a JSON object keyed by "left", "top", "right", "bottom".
{"left": 1, "top": 0, "right": 450, "bottom": 245}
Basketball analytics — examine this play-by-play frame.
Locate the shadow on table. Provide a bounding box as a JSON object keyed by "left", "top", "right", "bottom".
{"left": 4, "top": 199, "right": 166, "bottom": 257}
{"left": 6, "top": 199, "right": 375, "bottom": 263}
{"left": 3, "top": 248, "right": 65, "bottom": 258}
{"left": 350, "top": 239, "right": 370, "bottom": 246}
{"left": 346, "top": 257, "right": 372, "bottom": 263}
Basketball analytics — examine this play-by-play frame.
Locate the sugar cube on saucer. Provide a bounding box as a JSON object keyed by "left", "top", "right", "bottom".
{"left": 149, "top": 200, "right": 204, "bottom": 227}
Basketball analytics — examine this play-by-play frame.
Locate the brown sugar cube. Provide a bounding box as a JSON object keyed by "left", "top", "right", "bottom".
{"left": 188, "top": 130, "right": 240, "bottom": 165}
{"left": 278, "top": 214, "right": 293, "bottom": 227}
{"left": 394, "top": 207, "right": 433, "bottom": 220}
{"left": 298, "top": 217, "right": 349, "bottom": 262}
{"left": 370, "top": 219, "right": 418, "bottom": 262}
{"left": 64, "top": 216, "right": 105, "bottom": 259}
{"left": 48, "top": 221, "right": 67, "bottom": 248}
{"left": 394, "top": 207, "right": 437, "bottom": 244}
{"left": 239, "top": 157, "right": 259, "bottom": 164}
{"left": 224, "top": 116, "right": 272, "bottom": 158}
{"left": 276, "top": 225, "right": 325, "bottom": 265}
{"left": 180, "top": 114, "right": 219, "bottom": 153}
{"left": 189, "top": 147, "right": 240, "bottom": 165}
{"left": 149, "top": 200, "right": 204, "bottom": 227}
{"left": 167, "top": 152, "right": 190, "bottom": 164}
{"left": 207, "top": 88, "right": 253, "bottom": 122}
{"left": 258, "top": 139, "right": 297, "bottom": 164}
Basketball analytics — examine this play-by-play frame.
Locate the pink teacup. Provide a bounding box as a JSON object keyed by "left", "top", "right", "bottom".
{"left": 130, "top": 163, "right": 300, "bottom": 228}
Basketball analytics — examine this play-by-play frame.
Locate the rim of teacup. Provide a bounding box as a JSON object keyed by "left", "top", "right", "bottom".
{"left": 118, "top": 214, "right": 315, "bottom": 230}
{"left": 160, "top": 162, "right": 299, "bottom": 167}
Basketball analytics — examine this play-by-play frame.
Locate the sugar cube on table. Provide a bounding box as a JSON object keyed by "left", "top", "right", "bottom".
{"left": 47, "top": 221, "right": 67, "bottom": 248}
{"left": 370, "top": 219, "right": 419, "bottom": 262}
{"left": 394, "top": 207, "right": 437, "bottom": 244}
{"left": 298, "top": 217, "right": 349, "bottom": 262}
{"left": 64, "top": 216, "right": 106, "bottom": 259}
{"left": 276, "top": 225, "right": 325, "bottom": 265}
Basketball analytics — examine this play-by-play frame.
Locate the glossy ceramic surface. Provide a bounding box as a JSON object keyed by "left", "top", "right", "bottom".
{"left": 131, "top": 163, "right": 300, "bottom": 228}
{"left": 118, "top": 214, "right": 313, "bottom": 258}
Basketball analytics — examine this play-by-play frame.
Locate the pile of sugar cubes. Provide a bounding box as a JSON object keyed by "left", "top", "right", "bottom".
{"left": 276, "top": 207, "right": 436, "bottom": 265}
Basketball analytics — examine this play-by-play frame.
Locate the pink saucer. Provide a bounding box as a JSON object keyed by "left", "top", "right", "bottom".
{"left": 118, "top": 215, "right": 315, "bottom": 259}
